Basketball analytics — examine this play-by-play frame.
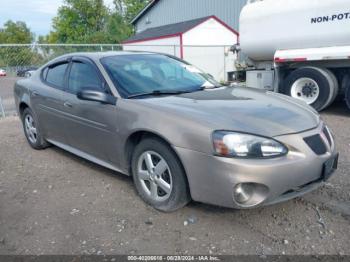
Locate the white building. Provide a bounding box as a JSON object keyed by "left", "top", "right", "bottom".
{"left": 123, "top": 16, "right": 239, "bottom": 82}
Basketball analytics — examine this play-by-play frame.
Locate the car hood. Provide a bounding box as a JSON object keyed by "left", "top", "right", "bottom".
{"left": 137, "top": 86, "right": 320, "bottom": 137}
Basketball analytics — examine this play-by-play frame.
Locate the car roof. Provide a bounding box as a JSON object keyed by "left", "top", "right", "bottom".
{"left": 43, "top": 51, "right": 181, "bottom": 69}
{"left": 57, "top": 51, "right": 159, "bottom": 60}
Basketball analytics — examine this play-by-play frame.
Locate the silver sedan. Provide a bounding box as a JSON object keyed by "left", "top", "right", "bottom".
{"left": 14, "top": 52, "right": 338, "bottom": 212}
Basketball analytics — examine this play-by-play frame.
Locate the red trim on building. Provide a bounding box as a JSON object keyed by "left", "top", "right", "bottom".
{"left": 122, "top": 33, "right": 182, "bottom": 44}
{"left": 214, "top": 16, "right": 240, "bottom": 36}
{"left": 179, "top": 34, "right": 184, "bottom": 59}
{"left": 123, "top": 15, "right": 239, "bottom": 60}
{"left": 181, "top": 15, "right": 239, "bottom": 36}
{"left": 123, "top": 15, "right": 239, "bottom": 45}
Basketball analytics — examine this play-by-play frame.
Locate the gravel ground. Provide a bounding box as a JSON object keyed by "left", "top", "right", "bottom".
{"left": 0, "top": 77, "right": 349, "bottom": 255}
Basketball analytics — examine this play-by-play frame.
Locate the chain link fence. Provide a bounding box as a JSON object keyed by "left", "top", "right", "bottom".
{"left": 0, "top": 44, "right": 122, "bottom": 117}
{"left": 0, "top": 44, "right": 123, "bottom": 76}
{"left": 0, "top": 43, "right": 237, "bottom": 117}
{"left": 0, "top": 43, "right": 236, "bottom": 80}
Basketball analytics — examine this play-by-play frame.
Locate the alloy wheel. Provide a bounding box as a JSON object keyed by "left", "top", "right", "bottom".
{"left": 24, "top": 114, "right": 37, "bottom": 144}
{"left": 137, "top": 151, "right": 173, "bottom": 202}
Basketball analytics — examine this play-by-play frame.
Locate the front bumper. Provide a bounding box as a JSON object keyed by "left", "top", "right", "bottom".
{"left": 175, "top": 124, "right": 338, "bottom": 209}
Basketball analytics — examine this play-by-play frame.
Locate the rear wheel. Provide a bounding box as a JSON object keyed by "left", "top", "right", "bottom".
{"left": 22, "top": 108, "right": 49, "bottom": 150}
{"left": 131, "top": 137, "right": 190, "bottom": 212}
{"left": 282, "top": 67, "right": 338, "bottom": 111}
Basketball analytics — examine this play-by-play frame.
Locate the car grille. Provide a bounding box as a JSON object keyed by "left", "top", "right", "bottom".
{"left": 303, "top": 134, "right": 327, "bottom": 155}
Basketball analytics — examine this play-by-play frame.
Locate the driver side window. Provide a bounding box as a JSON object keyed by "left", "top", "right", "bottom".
{"left": 68, "top": 61, "right": 103, "bottom": 94}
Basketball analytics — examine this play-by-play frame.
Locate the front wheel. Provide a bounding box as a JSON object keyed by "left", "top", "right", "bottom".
{"left": 131, "top": 137, "right": 191, "bottom": 212}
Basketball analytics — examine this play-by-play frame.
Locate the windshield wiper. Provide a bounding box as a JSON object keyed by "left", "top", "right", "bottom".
{"left": 127, "top": 90, "right": 193, "bottom": 99}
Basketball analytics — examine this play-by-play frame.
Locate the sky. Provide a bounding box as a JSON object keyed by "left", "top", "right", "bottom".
{"left": 0, "top": 0, "right": 115, "bottom": 36}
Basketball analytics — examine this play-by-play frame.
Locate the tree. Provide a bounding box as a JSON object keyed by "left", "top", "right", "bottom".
{"left": 47, "top": 0, "right": 151, "bottom": 44}
{"left": 80, "top": 13, "right": 132, "bottom": 43}
{"left": 0, "top": 20, "right": 36, "bottom": 67}
{"left": 0, "top": 20, "right": 34, "bottom": 44}
{"left": 105, "top": 12, "right": 132, "bottom": 42}
{"left": 50, "top": 0, "right": 108, "bottom": 43}
{"left": 122, "top": 0, "right": 151, "bottom": 23}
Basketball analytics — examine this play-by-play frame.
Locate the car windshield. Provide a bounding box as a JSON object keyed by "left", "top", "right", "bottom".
{"left": 100, "top": 54, "right": 221, "bottom": 98}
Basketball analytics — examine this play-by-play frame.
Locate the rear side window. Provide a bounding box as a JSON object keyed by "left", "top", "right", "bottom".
{"left": 46, "top": 63, "right": 68, "bottom": 88}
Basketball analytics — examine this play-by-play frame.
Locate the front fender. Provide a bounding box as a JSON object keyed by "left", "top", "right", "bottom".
{"left": 116, "top": 99, "right": 214, "bottom": 172}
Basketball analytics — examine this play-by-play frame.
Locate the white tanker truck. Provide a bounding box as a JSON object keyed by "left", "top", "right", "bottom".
{"left": 232, "top": 0, "right": 350, "bottom": 111}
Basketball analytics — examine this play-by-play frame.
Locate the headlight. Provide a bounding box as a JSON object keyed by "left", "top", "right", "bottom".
{"left": 212, "top": 131, "right": 288, "bottom": 158}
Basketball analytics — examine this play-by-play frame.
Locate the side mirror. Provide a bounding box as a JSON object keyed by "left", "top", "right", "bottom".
{"left": 77, "top": 90, "right": 117, "bottom": 105}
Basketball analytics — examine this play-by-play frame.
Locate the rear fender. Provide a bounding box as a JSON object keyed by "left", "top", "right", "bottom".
{"left": 14, "top": 81, "right": 31, "bottom": 115}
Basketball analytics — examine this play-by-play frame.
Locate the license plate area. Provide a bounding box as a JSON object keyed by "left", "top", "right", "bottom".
{"left": 322, "top": 154, "right": 339, "bottom": 181}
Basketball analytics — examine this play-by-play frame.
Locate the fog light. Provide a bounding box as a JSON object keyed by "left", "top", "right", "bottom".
{"left": 233, "top": 183, "right": 269, "bottom": 207}
{"left": 233, "top": 183, "right": 254, "bottom": 204}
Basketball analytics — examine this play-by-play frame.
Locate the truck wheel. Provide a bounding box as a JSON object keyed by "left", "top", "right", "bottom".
{"left": 322, "top": 68, "right": 339, "bottom": 108}
{"left": 346, "top": 85, "right": 350, "bottom": 110}
{"left": 342, "top": 75, "right": 350, "bottom": 110}
{"left": 282, "top": 67, "right": 337, "bottom": 111}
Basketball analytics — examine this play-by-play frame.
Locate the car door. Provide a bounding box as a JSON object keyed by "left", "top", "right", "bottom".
{"left": 31, "top": 60, "right": 70, "bottom": 145}
{"left": 60, "top": 57, "right": 120, "bottom": 166}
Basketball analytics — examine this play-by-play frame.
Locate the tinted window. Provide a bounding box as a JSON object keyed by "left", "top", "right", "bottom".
{"left": 125, "top": 62, "right": 153, "bottom": 78}
{"left": 68, "top": 61, "right": 102, "bottom": 94}
{"left": 46, "top": 63, "right": 68, "bottom": 88}
{"left": 159, "top": 63, "right": 177, "bottom": 79}
{"left": 101, "top": 54, "right": 220, "bottom": 97}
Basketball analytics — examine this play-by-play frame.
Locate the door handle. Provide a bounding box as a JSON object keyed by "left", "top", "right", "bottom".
{"left": 63, "top": 101, "right": 73, "bottom": 108}
{"left": 32, "top": 91, "right": 39, "bottom": 97}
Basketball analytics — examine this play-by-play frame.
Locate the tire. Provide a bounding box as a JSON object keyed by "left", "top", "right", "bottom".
{"left": 282, "top": 67, "right": 336, "bottom": 111}
{"left": 346, "top": 85, "right": 350, "bottom": 110}
{"left": 21, "top": 108, "right": 50, "bottom": 150}
{"left": 131, "top": 137, "right": 191, "bottom": 212}
{"left": 322, "top": 68, "right": 339, "bottom": 109}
